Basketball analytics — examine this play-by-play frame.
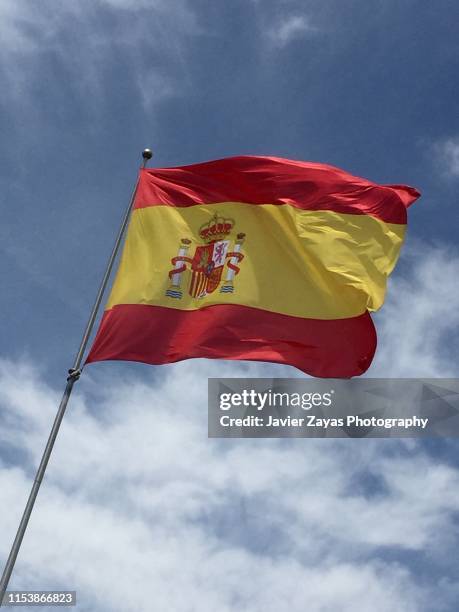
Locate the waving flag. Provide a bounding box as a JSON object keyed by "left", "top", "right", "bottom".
{"left": 86, "top": 155, "right": 419, "bottom": 377}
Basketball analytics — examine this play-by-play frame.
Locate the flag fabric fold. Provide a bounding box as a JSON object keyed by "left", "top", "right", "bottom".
{"left": 86, "top": 155, "right": 419, "bottom": 377}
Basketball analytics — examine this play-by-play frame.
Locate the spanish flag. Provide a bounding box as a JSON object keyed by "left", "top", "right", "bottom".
{"left": 86, "top": 156, "right": 419, "bottom": 377}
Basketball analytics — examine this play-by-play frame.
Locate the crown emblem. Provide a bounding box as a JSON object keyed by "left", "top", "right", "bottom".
{"left": 199, "top": 213, "right": 234, "bottom": 243}
{"left": 166, "top": 214, "right": 247, "bottom": 300}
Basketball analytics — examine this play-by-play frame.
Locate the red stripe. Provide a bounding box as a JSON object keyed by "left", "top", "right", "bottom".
{"left": 86, "top": 304, "right": 377, "bottom": 378}
{"left": 135, "top": 155, "right": 420, "bottom": 224}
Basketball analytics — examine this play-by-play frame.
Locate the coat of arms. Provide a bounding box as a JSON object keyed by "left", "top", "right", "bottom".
{"left": 166, "top": 213, "right": 246, "bottom": 299}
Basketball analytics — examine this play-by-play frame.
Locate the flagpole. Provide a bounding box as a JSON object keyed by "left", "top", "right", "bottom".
{"left": 0, "top": 148, "right": 153, "bottom": 607}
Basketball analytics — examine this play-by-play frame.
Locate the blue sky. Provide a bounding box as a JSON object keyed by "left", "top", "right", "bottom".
{"left": 1, "top": 1, "right": 459, "bottom": 611}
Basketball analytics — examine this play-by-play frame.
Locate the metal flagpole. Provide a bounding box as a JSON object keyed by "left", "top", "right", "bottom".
{"left": 0, "top": 148, "right": 153, "bottom": 607}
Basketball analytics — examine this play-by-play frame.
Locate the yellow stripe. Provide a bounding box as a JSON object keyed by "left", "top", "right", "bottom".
{"left": 107, "top": 202, "right": 405, "bottom": 319}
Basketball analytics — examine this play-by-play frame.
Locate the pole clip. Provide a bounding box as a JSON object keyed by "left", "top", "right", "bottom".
{"left": 67, "top": 368, "right": 81, "bottom": 382}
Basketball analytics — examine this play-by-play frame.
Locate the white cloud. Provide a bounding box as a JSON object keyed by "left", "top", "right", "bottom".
{"left": 1, "top": 351, "right": 459, "bottom": 611}
{"left": 267, "top": 15, "right": 316, "bottom": 48}
{"left": 0, "top": 0, "right": 199, "bottom": 111}
{"left": 370, "top": 241, "right": 459, "bottom": 377}
{"left": 433, "top": 137, "right": 459, "bottom": 178}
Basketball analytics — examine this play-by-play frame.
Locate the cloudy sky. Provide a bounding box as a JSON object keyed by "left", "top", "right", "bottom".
{"left": 1, "top": 1, "right": 459, "bottom": 610}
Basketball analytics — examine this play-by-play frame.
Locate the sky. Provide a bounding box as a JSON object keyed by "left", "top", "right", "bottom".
{"left": 0, "top": 1, "right": 459, "bottom": 610}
